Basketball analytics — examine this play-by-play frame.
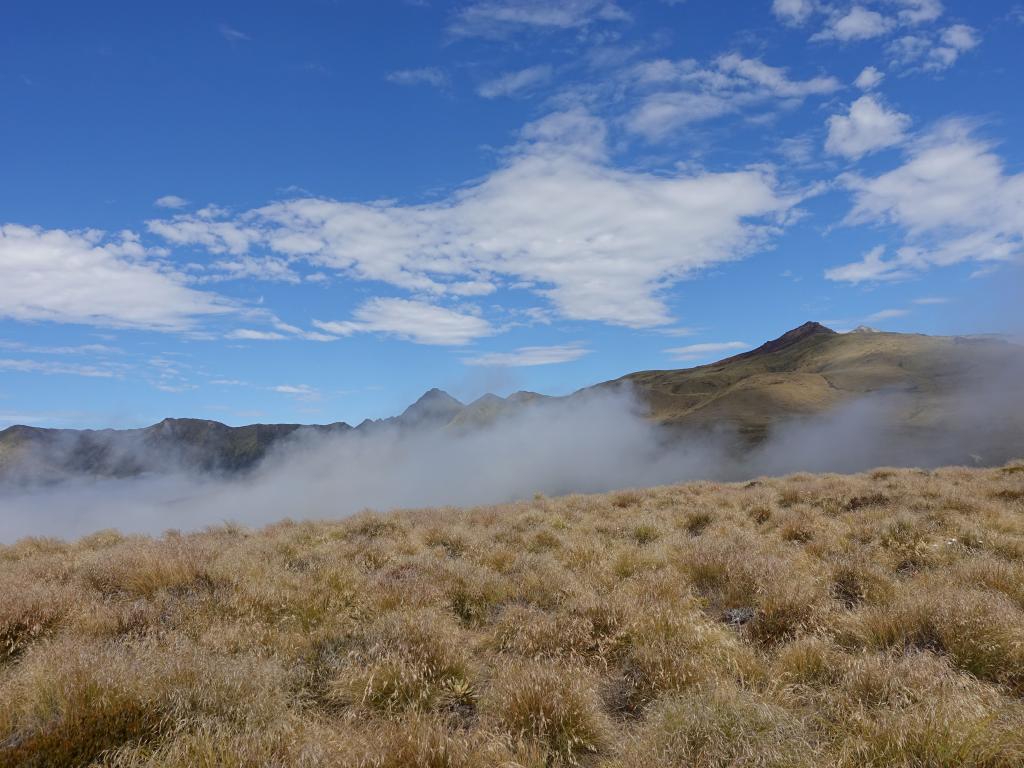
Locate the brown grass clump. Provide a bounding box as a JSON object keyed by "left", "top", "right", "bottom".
{"left": 2, "top": 462, "right": 1024, "bottom": 766}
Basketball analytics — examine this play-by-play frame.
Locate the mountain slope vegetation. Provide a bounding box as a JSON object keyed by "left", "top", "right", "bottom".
{"left": 2, "top": 463, "right": 1024, "bottom": 766}
{"left": 603, "top": 322, "right": 1020, "bottom": 441}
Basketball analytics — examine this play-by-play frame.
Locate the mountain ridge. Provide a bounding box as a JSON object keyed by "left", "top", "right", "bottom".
{"left": 2, "top": 322, "right": 1021, "bottom": 481}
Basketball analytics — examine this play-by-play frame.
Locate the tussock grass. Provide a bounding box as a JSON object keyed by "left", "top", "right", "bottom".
{"left": 2, "top": 463, "right": 1024, "bottom": 766}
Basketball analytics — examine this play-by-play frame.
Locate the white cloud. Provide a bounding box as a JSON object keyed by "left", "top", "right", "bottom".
{"left": 940, "top": 23, "right": 978, "bottom": 49}
{"left": 928, "top": 24, "right": 979, "bottom": 69}
{"left": 895, "top": 0, "right": 944, "bottom": 25}
{"left": 0, "top": 224, "right": 232, "bottom": 331}
{"left": 865, "top": 308, "right": 909, "bottom": 322}
{"left": 464, "top": 344, "right": 589, "bottom": 367}
{"left": 227, "top": 329, "right": 287, "bottom": 341}
{"left": 825, "top": 245, "right": 918, "bottom": 283}
{"left": 625, "top": 91, "right": 736, "bottom": 141}
{"left": 314, "top": 298, "right": 493, "bottom": 346}
{"left": 273, "top": 384, "right": 320, "bottom": 400}
{"left": 268, "top": 319, "right": 338, "bottom": 342}
{"left": 201, "top": 254, "right": 302, "bottom": 284}
{"left": 146, "top": 214, "right": 258, "bottom": 256}
{"left": 665, "top": 341, "right": 749, "bottom": 361}
{"left": 812, "top": 6, "right": 894, "bottom": 42}
{"left": 219, "top": 25, "right": 251, "bottom": 42}
{"left": 888, "top": 24, "right": 979, "bottom": 71}
{"left": 773, "top": 0, "right": 817, "bottom": 26}
{"left": 828, "top": 122, "right": 1024, "bottom": 281}
{"left": 148, "top": 109, "right": 799, "bottom": 329}
{"left": 0, "top": 340, "right": 122, "bottom": 356}
{"left": 825, "top": 95, "right": 911, "bottom": 160}
{"left": 449, "top": 0, "right": 629, "bottom": 38}
{"left": 0, "top": 358, "right": 122, "bottom": 378}
{"left": 624, "top": 55, "right": 840, "bottom": 141}
{"left": 715, "top": 54, "right": 840, "bottom": 97}
{"left": 477, "top": 65, "right": 553, "bottom": 98}
{"left": 155, "top": 195, "right": 188, "bottom": 209}
{"left": 386, "top": 68, "right": 449, "bottom": 88}
{"left": 854, "top": 65, "right": 884, "bottom": 90}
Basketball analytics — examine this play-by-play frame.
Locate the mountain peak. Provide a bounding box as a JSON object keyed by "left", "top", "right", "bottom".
{"left": 413, "top": 388, "right": 462, "bottom": 407}
{"left": 714, "top": 321, "right": 836, "bottom": 365}
{"left": 784, "top": 321, "right": 835, "bottom": 339}
{"left": 398, "top": 388, "right": 464, "bottom": 427}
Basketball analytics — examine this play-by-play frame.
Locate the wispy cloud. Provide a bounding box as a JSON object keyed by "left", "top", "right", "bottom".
{"left": 219, "top": 24, "right": 251, "bottom": 42}
{"left": 828, "top": 121, "right": 1024, "bottom": 283}
{"left": 449, "top": 0, "right": 630, "bottom": 39}
{"left": 386, "top": 68, "right": 449, "bottom": 89}
{"left": 464, "top": 344, "right": 589, "bottom": 367}
{"left": 0, "top": 358, "right": 123, "bottom": 378}
{"left": 865, "top": 308, "right": 910, "bottom": 322}
{"left": 315, "top": 298, "right": 492, "bottom": 346}
{"left": 273, "top": 384, "right": 320, "bottom": 401}
{"left": 0, "top": 341, "right": 123, "bottom": 356}
{"left": 623, "top": 54, "right": 840, "bottom": 141}
{"left": 477, "top": 66, "right": 553, "bottom": 98}
{"left": 227, "top": 329, "right": 287, "bottom": 341}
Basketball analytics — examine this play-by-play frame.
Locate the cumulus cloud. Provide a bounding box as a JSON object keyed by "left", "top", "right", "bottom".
{"left": 477, "top": 65, "right": 553, "bottom": 98}
{"left": 154, "top": 195, "right": 188, "bottom": 209}
{"left": 624, "top": 54, "right": 840, "bottom": 141}
{"left": 825, "top": 95, "right": 911, "bottom": 160}
{"left": 464, "top": 344, "right": 589, "bottom": 367}
{"left": 0, "top": 224, "right": 232, "bottom": 331}
{"left": 827, "top": 122, "right": 1024, "bottom": 282}
{"left": 812, "top": 6, "right": 894, "bottom": 42}
{"left": 147, "top": 109, "right": 799, "bottom": 329}
{"left": 665, "top": 341, "right": 749, "bottom": 361}
{"left": 314, "top": 298, "right": 493, "bottom": 346}
{"left": 895, "top": 0, "right": 944, "bottom": 25}
{"left": 449, "top": 0, "right": 629, "bottom": 38}
{"left": 854, "top": 65, "right": 884, "bottom": 89}
{"left": 772, "top": 0, "right": 817, "bottom": 26}
{"left": 146, "top": 213, "right": 257, "bottom": 256}
{"left": 888, "top": 24, "right": 979, "bottom": 71}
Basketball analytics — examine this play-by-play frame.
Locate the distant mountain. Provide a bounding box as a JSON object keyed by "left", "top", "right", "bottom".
{"left": 1, "top": 323, "right": 1021, "bottom": 483}
{"left": 595, "top": 321, "right": 1023, "bottom": 443}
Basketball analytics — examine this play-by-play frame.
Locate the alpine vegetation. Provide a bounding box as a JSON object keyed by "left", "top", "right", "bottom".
{"left": 2, "top": 464, "right": 1024, "bottom": 766}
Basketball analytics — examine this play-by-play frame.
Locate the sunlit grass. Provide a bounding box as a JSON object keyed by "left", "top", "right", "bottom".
{"left": 2, "top": 462, "right": 1023, "bottom": 766}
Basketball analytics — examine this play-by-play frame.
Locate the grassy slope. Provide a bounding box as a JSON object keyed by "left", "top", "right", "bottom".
{"left": 606, "top": 328, "right": 1016, "bottom": 439}
{"left": 3, "top": 463, "right": 1024, "bottom": 766}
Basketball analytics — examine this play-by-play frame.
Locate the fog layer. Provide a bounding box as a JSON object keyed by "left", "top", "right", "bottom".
{"left": 1, "top": 384, "right": 1021, "bottom": 543}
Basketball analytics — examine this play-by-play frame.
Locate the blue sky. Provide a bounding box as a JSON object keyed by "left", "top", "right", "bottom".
{"left": 1, "top": 0, "right": 1022, "bottom": 428}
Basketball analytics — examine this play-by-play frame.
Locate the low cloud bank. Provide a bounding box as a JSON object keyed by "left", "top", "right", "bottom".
{"left": 1, "top": 381, "right": 1022, "bottom": 543}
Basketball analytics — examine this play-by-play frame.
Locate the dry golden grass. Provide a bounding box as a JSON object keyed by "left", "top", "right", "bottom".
{"left": 2, "top": 462, "right": 1024, "bottom": 767}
